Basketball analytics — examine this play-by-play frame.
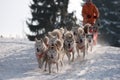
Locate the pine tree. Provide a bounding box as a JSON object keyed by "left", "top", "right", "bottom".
{"left": 26, "top": 0, "right": 69, "bottom": 40}
{"left": 93, "top": 0, "right": 120, "bottom": 46}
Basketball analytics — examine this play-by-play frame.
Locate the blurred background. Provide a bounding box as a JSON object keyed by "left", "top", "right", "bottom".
{"left": 26, "top": 0, "right": 120, "bottom": 47}
{"left": 0, "top": 0, "right": 119, "bottom": 47}
{"left": 93, "top": 0, "right": 120, "bottom": 47}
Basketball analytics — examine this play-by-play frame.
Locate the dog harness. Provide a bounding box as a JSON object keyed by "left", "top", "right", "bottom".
{"left": 36, "top": 53, "right": 44, "bottom": 58}
{"left": 68, "top": 48, "right": 73, "bottom": 52}
{"left": 79, "top": 45, "right": 85, "bottom": 49}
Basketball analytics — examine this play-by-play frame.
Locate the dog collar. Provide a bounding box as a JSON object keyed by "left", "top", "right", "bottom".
{"left": 68, "top": 48, "right": 73, "bottom": 52}
{"left": 36, "top": 53, "right": 44, "bottom": 58}
{"left": 79, "top": 45, "right": 85, "bottom": 49}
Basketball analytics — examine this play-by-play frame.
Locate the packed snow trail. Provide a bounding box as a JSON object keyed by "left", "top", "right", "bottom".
{"left": 0, "top": 38, "right": 120, "bottom": 80}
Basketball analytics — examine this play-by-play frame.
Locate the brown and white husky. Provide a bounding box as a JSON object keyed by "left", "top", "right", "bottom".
{"left": 46, "top": 36, "right": 65, "bottom": 73}
{"left": 84, "top": 23, "right": 94, "bottom": 52}
{"left": 63, "top": 30, "right": 75, "bottom": 63}
{"left": 75, "top": 27, "right": 87, "bottom": 59}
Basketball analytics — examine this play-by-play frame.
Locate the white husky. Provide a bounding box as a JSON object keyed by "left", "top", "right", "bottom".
{"left": 35, "top": 38, "right": 48, "bottom": 69}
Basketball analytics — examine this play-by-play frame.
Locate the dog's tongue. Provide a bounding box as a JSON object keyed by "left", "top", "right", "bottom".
{"left": 69, "top": 48, "right": 73, "bottom": 52}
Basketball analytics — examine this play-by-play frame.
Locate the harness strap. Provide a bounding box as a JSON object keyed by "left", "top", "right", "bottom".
{"left": 68, "top": 48, "right": 73, "bottom": 52}
{"left": 89, "top": 28, "right": 93, "bottom": 33}
{"left": 79, "top": 45, "right": 85, "bottom": 49}
{"left": 89, "top": 27, "right": 98, "bottom": 33}
{"left": 36, "top": 53, "right": 44, "bottom": 58}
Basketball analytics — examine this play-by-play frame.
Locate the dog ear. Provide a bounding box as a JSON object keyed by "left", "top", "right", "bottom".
{"left": 70, "top": 31, "right": 74, "bottom": 37}
{"left": 60, "top": 27, "right": 64, "bottom": 34}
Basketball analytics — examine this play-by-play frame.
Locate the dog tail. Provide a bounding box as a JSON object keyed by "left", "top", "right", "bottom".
{"left": 56, "top": 39, "right": 63, "bottom": 50}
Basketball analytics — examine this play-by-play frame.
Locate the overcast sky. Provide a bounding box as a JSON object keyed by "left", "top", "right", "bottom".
{"left": 0, "top": 0, "right": 30, "bottom": 38}
{"left": 0, "top": 0, "right": 83, "bottom": 38}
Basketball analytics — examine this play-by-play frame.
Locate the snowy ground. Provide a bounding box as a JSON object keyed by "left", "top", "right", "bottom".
{"left": 0, "top": 38, "right": 120, "bottom": 80}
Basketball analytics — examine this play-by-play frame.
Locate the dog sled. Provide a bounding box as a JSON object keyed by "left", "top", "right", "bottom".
{"left": 34, "top": 22, "right": 100, "bottom": 73}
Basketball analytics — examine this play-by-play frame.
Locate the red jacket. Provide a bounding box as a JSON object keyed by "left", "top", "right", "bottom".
{"left": 82, "top": 2, "right": 99, "bottom": 25}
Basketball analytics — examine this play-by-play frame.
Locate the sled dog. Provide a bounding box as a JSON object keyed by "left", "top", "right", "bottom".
{"left": 75, "top": 27, "right": 87, "bottom": 59}
{"left": 46, "top": 36, "right": 64, "bottom": 73}
{"left": 84, "top": 23, "right": 94, "bottom": 52}
{"left": 63, "top": 30, "right": 75, "bottom": 63}
{"left": 35, "top": 38, "right": 48, "bottom": 69}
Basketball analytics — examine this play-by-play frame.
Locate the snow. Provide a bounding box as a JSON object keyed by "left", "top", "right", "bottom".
{"left": 0, "top": 38, "right": 120, "bottom": 80}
